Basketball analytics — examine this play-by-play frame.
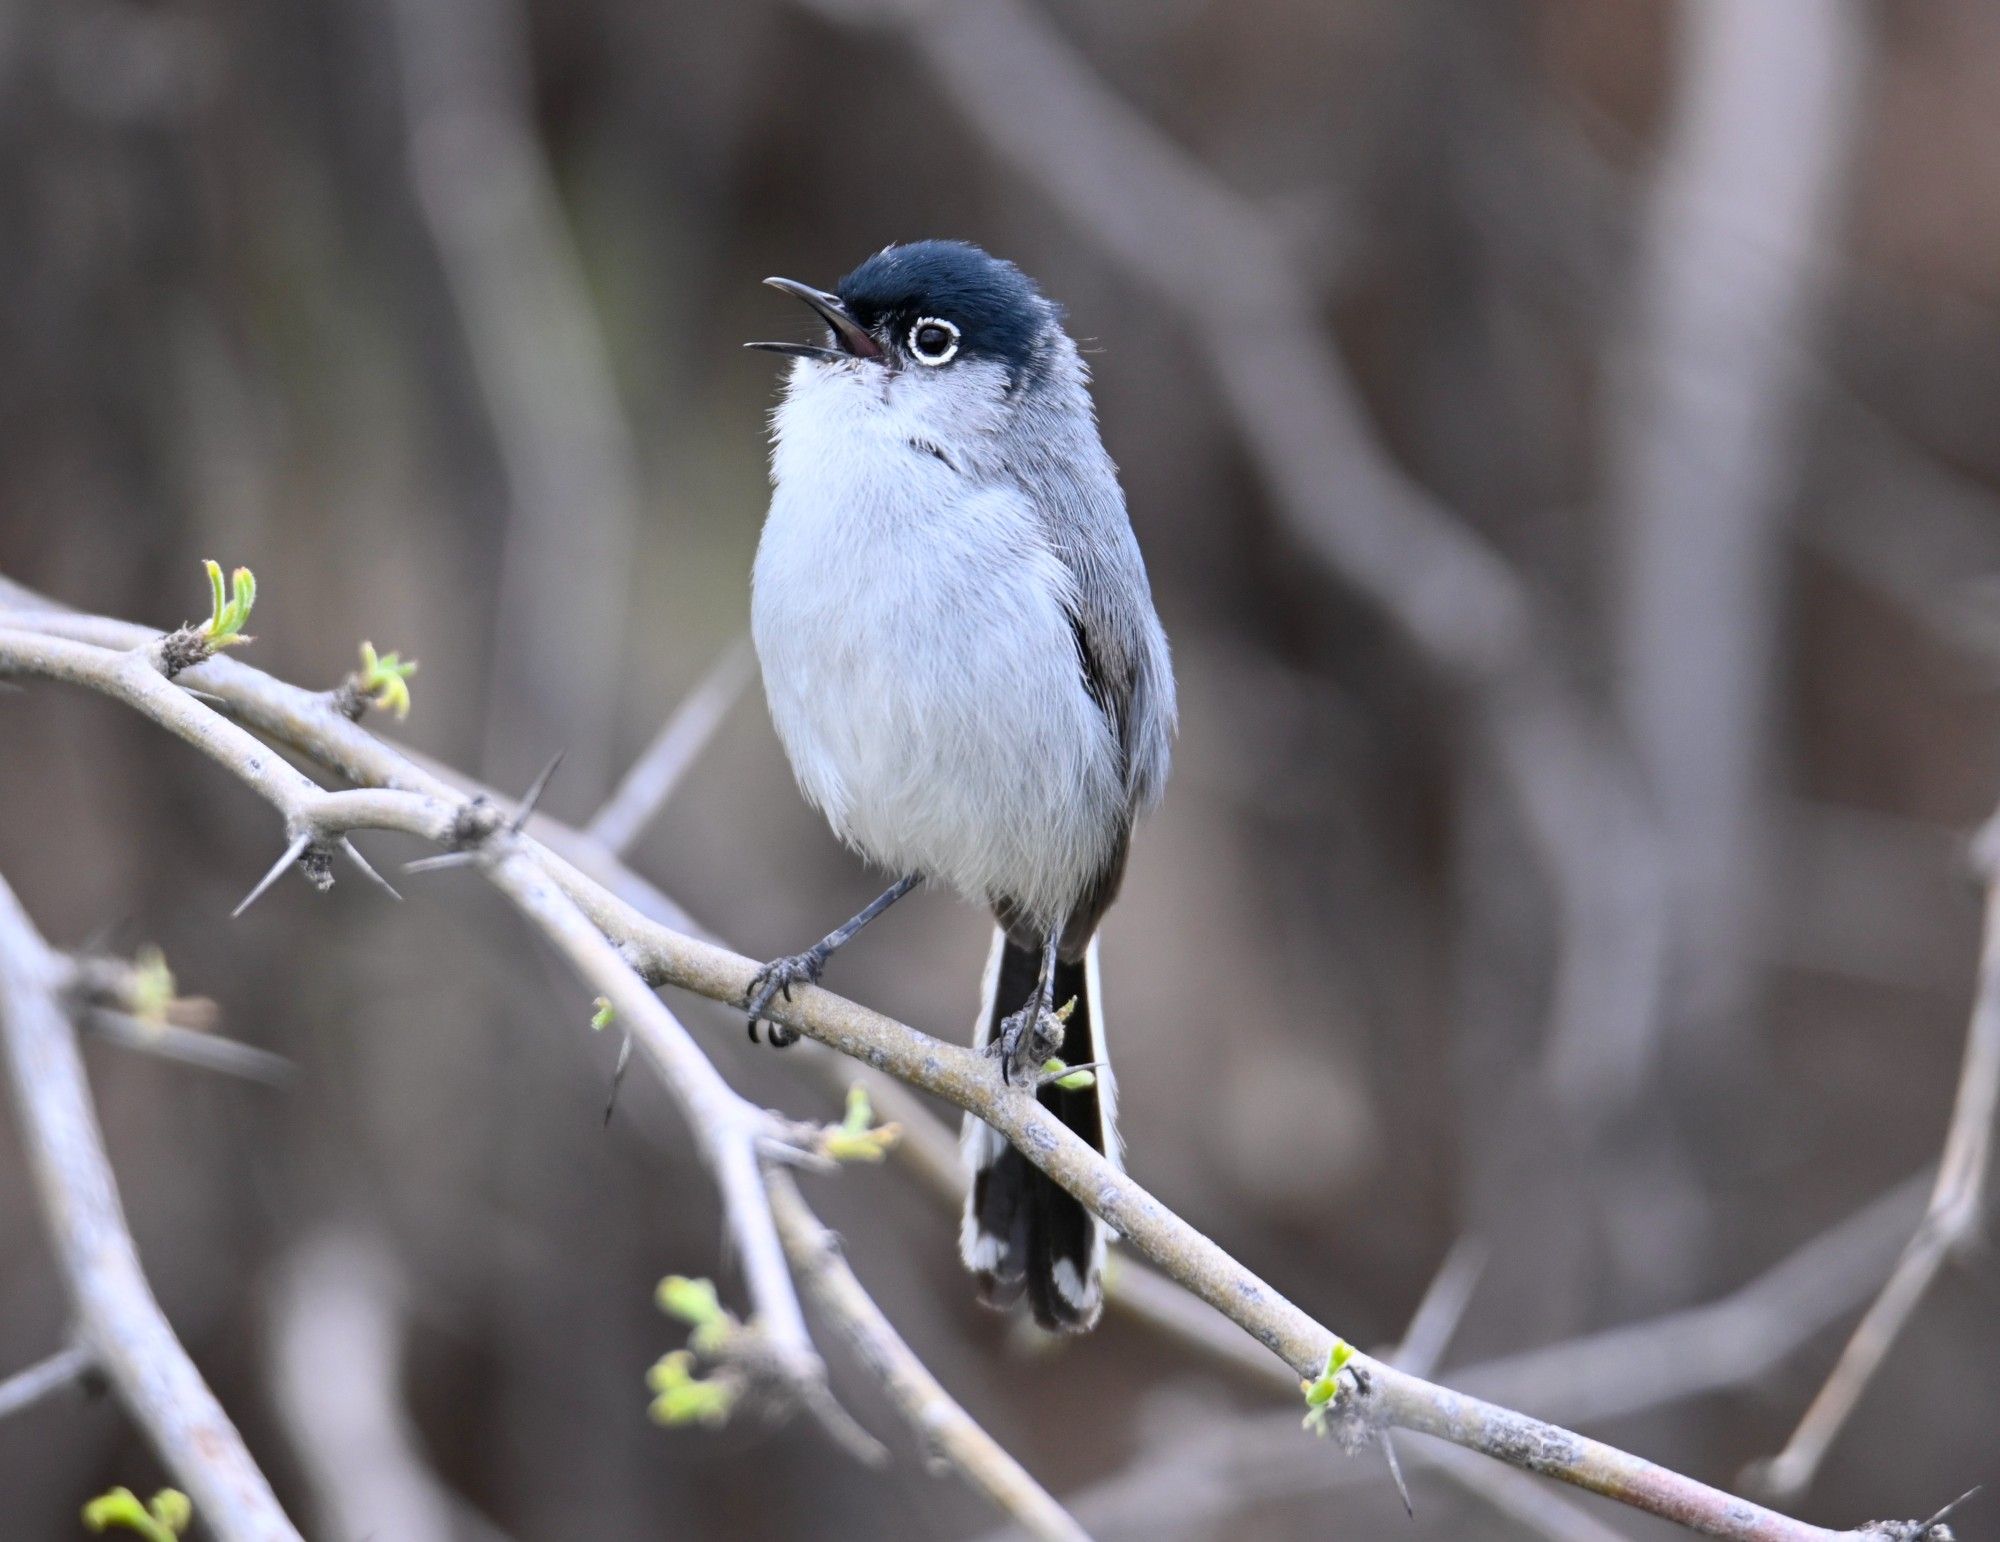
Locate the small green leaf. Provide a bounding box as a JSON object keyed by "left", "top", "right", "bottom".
{"left": 82, "top": 1487, "right": 190, "bottom": 1540}
{"left": 821, "top": 1082, "right": 901, "bottom": 1162}
{"left": 197, "top": 560, "right": 256, "bottom": 650}
{"left": 355, "top": 640, "right": 418, "bottom": 719}
{"left": 646, "top": 1350, "right": 738, "bottom": 1427}
{"left": 128, "top": 946, "right": 176, "bottom": 1026}
{"left": 1041, "top": 1056, "right": 1096, "bottom": 1092}
{"left": 146, "top": 1494, "right": 192, "bottom": 1536}
{"left": 590, "top": 996, "right": 615, "bottom": 1031}
{"left": 1300, "top": 1339, "right": 1357, "bottom": 1435}
{"left": 656, "top": 1275, "right": 725, "bottom": 1329}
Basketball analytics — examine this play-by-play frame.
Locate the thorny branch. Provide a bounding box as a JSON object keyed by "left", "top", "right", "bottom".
{"left": 0, "top": 583, "right": 1960, "bottom": 1541}
{"left": 0, "top": 867, "right": 303, "bottom": 1542}
{"left": 0, "top": 594, "right": 1079, "bottom": 1538}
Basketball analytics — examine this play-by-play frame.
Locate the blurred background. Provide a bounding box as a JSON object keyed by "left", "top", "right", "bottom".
{"left": 2, "top": 0, "right": 1997, "bottom": 1536}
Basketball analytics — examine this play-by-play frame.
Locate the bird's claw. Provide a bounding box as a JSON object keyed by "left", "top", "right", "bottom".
{"left": 991, "top": 999, "right": 1065, "bottom": 1086}
{"left": 745, "top": 948, "right": 826, "bottom": 1047}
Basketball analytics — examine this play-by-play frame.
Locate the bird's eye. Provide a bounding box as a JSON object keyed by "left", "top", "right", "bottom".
{"left": 908, "top": 317, "right": 961, "bottom": 366}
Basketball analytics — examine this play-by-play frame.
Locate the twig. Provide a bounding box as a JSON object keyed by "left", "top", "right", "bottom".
{"left": 0, "top": 1343, "right": 93, "bottom": 1420}
{"left": 1459, "top": 1172, "right": 1928, "bottom": 1428}
{"left": 587, "top": 636, "right": 755, "bottom": 856}
{"left": 796, "top": 0, "right": 1668, "bottom": 1113}
{"left": 476, "top": 842, "right": 826, "bottom": 1390}
{"left": 1390, "top": 1239, "right": 1488, "bottom": 1378}
{"left": 1751, "top": 818, "right": 2000, "bottom": 1501}
{"left": 269, "top": 1230, "right": 517, "bottom": 1542}
{"left": 83, "top": 1010, "right": 296, "bottom": 1088}
{"left": 0, "top": 614, "right": 1943, "bottom": 1540}
{"left": 0, "top": 866, "right": 301, "bottom": 1541}
{"left": 766, "top": 1168, "right": 1089, "bottom": 1542}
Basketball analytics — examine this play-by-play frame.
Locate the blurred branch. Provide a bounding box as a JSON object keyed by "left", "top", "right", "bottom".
{"left": 270, "top": 1230, "right": 516, "bottom": 1542}
{"left": 1750, "top": 816, "right": 2000, "bottom": 1501}
{"left": 766, "top": 1169, "right": 1088, "bottom": 1542}
{"left": 1459, "top": 1172, "right": 1926, "bottom": 1427}
{"left": 81, "top": 1009, "right": 296, "bottom": 1088}
{"left": 586, "top": 635, "right": 755, "bottom": 856}
{"left": 793, "top": 0, "right": 1668, "bottom": 1117}
{"left": 0, "top": 594, "right": 1950, "bottom": 1541}
{"left": 0, "top": 1343, "right": 92, "bottom": 1420}
{"left": 0, "top": 867, "right": 301, "bottom": 1541}
{"left": 386, "top": 0, "right": 641, "bottom": 797}
{"left": 1606, "top": 0, "right": 1867, "bottom": 1043}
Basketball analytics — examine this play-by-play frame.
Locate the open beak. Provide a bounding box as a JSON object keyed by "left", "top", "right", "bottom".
{"left": 745, "top": 276, "right": 883, "bottom": 362}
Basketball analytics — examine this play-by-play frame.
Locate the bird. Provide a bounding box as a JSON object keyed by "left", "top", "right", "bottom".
{"left": 743, "top": 240, "right": 1175, "bottom": 1332}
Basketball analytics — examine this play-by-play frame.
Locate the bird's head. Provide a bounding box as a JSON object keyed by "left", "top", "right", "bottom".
{"left": 749, "top": 241, "right": 1078, "bottom": 447}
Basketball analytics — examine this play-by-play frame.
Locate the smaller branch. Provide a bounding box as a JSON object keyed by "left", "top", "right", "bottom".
{"left": 587, "top": 636, "right": 755, "bottom": 856}
{"left": 472, "top": 846, "right": 824, "bottom": 1391}
{"left": 0, "top": 1343, "right": 93, "bottom": 1420}
{"left": 0, "top": 867, "right": 301, "bottom": 1542}
{"left": 1752, "top": 819, "right": 2000, "bottom": 1501}
{"left": 1390, "top": 1239, "right": 1488, "bottom": 1378}
{"left": 269, "top": 1230, "right": 517, "bottom": 1542}
{"left": 83, "top": 1011, "right": 296, "bottom": 1088}
{"left": 765, "top": 1168, "right": 1088, "bottom": 1542}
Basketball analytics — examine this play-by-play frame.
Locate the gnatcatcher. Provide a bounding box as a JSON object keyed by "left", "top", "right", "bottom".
{"left": 746, "top": 241, "right": 1175, "bottom": 1331}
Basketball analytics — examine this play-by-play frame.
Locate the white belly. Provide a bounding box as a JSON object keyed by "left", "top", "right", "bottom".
{"left": 751, "top": 441, "right": 1122, "bottom": 927}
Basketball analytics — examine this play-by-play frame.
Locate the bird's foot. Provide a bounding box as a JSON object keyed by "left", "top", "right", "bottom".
{"left": 745, "top": 946, "right": 829, "bottom": 1047}
{"left": 991, "top": 997, "right": 1066, "bottom": 1086}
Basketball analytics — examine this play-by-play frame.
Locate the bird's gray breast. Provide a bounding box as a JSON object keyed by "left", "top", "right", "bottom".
{"left": 751, "top": 441, "right": 1125, "bottom": 926}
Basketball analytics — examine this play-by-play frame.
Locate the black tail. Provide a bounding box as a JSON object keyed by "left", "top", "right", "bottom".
{"left": 960, "top": 930, "right": 1118, "bottom": 1332}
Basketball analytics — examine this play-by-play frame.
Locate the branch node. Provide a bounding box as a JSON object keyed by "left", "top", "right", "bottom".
{"left": 153, "top": 628, "right": 211, "bottom": 681}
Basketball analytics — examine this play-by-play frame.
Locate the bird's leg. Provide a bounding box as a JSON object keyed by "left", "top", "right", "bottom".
{"left": 746, "top": 875, "right": 920, "bottom": 1046}
{"left": 993, "top": 928, "right": 1065, "bottom": 1085}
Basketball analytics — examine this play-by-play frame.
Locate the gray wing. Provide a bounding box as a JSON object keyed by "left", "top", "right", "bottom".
{"left": 1005, "top": 402, "right": 1176, "bottom": 819}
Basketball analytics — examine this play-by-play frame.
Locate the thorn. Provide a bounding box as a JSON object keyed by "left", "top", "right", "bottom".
{"left": 233, "top": 834, "right": 310, "bottom": 918}
{"left": 1381, "top": 1431, "right": 1414, "bottom": 1519}
{"left": 339, "top": 838, "right": 403, "bottom": 902}
{"left": 510, "top": 750, "right": 566, "bottom": 834}
{"left": 1921, "top": 1488, "right": 1981, "bottom": 1534}
{"left": 177, "top": 686, "right": 228, "bottom": 707}
{"left": 403, "top": 851, "right": 481, "bottom": 875}
{"left": 603, "top": 1030, "right": 633, "bottom": 1125}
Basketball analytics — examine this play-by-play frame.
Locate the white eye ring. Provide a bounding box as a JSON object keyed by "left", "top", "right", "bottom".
{"left": 908, "top": 316, "right": 960, "bottom": 366}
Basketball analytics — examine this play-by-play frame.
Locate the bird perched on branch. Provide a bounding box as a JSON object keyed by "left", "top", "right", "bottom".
{"left": 745, "top": 241, "right": 1176, "bottom": 1331}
